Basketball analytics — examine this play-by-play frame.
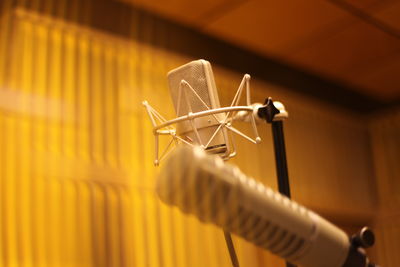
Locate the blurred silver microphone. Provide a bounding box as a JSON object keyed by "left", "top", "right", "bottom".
{"left": 156, "top": 146, "right": 375, "bottom": 267}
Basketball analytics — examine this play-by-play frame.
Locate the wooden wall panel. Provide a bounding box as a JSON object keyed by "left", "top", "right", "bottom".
{"left": 369, "top": 109, "right": 400, "bottom": 266}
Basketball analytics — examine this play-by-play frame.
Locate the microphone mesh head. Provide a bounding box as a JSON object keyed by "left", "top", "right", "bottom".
{"left": 167, "top": 60, "right": 229, "bottom": 155}
{"left": 168, "top": 60, "right": 215, "bottom": 116}
{"left": 156, "top": 146, "right": 351, "bottom": 267}
{"left": 157, "top": 146, "right": 312, "bottom": 261}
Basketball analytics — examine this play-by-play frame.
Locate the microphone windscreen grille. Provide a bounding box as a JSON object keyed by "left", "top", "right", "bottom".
{"left": 168, "top": 61, "right": 212, "bottom": 116}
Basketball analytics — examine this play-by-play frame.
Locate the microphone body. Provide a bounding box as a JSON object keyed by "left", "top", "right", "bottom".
{"left": 167, "top": 59, "right": 230, "bottom": 155}
{"left": 156, "top": 146, "right": 351, "bottom": 267}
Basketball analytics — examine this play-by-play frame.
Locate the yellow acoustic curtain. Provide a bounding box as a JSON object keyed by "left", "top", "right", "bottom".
{"left": 0, "top": 1, "right": 267, "bottom": 266}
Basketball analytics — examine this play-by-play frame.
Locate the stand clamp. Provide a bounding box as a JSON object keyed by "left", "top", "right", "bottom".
{"left": 343, "top": 227, "right": 380, "bottom": 267}
{"left": 257, "top": 97, "right": 288, "bottom": 123}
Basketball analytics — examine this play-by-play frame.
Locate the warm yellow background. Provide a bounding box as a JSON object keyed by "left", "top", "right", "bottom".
{"left": 0, "top": 0, "right": 398, "bottom": 266}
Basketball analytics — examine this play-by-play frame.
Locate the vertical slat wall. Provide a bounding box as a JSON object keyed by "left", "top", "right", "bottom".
{"left": 0, "top": 2, "right": 252, "bottom": 266}
{"left": 369, "top": 109, "right": 400, "bottom": 266}
{"left": 0, "top": 0, "right": 381, "bottom": 266}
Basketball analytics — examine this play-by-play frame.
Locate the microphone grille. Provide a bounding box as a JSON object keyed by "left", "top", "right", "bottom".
{"left": 167, "top": 59, "right": 217, "bottom": 116}
{"left": 166, "top": 60, "right": 229, "bottom": 154}
{"left": 157, "top": 146, "right": 313, "bottom": 261}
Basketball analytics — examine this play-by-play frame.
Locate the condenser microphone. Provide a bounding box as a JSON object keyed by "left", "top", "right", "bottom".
{"left": 156, "top": 146, "right": 377, "bottom": 267}
{"left": 143, "top": 59, "right": 264, "bottom": 164}
{"left": 167, "top": 59, "right": 231, "bottom": 156}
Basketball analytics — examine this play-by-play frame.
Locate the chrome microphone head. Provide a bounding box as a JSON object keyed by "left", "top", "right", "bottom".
{"left": 143, "top": 59, "right": 263, "bottom": 165}
{"left": 157, "top": 145, "right": 350, "bottom": 267}
{"left": 167, "top": 59, "right": 230, "bottom": 156}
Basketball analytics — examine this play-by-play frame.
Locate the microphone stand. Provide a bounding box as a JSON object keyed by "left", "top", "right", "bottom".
{"left": 224, "top": 231, "right": 240, "bottom": 267}
{"left": 258, "top": 98, "right": 296, "bottom": 267}
{"left": 223, "top": 98, "right": 285, "bottom": 267}
{"left": 257, "top": 98, "right": 379, "bottom": 267}
{"left": 257, "top": 98, "right": 291, "bottom": 197}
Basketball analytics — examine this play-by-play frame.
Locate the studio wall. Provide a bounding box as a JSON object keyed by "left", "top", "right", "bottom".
{"left": 369, "top": 109, "right": 400, "bottom": 266}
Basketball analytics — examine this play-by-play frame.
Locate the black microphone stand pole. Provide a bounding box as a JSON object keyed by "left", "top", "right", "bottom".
{"left": 257, "top": 98, "right": 380, "bottom": 267}
{"left": 258, "top": 97, "right": 296, "bottom": 267}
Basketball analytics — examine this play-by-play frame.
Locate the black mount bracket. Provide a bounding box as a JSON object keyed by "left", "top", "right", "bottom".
{"left": 257, "top": 97, "right": 280, "bottom": 123}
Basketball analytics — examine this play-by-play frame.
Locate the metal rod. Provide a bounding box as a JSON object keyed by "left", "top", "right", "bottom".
{"left": 271, "top": 120, "right": 295, "bottom": 267}
{"left": 271, "top": 121, "right": 291, "bottom": 198}
{"left": 153, "top": 106, "right": 253, "bottom": 131}
{"left": 224, "top": 231, "right": 240, "bottom": 267}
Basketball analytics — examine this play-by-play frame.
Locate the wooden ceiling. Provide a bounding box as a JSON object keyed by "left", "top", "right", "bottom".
{"left": 118, "top": 0, "right": 400, "bottom": 102}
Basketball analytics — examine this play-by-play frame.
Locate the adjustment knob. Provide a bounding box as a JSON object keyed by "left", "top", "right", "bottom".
{"left": 352, "top": 227, "right": 375, "bottom": 248}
